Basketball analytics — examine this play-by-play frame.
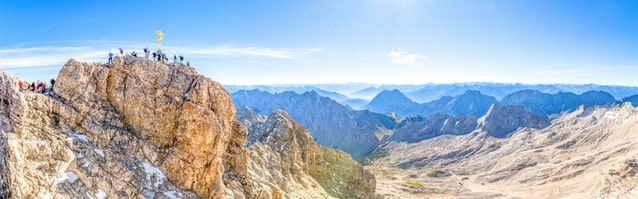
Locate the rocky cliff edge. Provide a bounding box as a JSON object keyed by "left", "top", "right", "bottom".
{"left": 0, "top": 56, "right": 376, "bottom": 198}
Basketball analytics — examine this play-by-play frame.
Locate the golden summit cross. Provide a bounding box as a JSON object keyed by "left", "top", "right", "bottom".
{"left": 156, "top": 30, "right": 163, "bottom": 50}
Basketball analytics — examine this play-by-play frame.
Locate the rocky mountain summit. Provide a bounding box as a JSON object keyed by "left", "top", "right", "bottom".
{"left": 0, "top": 56, "right": 376, "bottom": 198}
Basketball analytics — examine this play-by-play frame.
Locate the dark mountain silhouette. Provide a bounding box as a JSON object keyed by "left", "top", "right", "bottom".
{"left": 364, "top": 89, "right": 419, "bottom": 115}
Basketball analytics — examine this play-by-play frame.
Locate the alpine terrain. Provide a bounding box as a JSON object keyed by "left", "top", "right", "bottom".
{"left": 0, "top": 56, "right": 378, "bottom": 198}
{"left": 367, "top": 104, "right": 638, "bottom": 198}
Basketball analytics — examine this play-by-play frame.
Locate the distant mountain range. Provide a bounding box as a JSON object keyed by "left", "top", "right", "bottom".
{"left": 231, "top": 86, "right": 638, "bottom": 159}
{"left": 231, "top": 89, "right": 397, "bottom": 159}
{"left": 365, "top": 90, "right": 498, "bottom": 117}
{"left": 226, "top": 83, "right": 638, "bottom": 103}
{"left": 366, "top": 89, "right": 626, "bottom": 117}
{"left": 386, "top": 104, "right": 551, "bottom": 143}
{"left": 226, "top": 85, "right": 369, "bottom": 109}
{"left": 500, "top": 90, "right": 617, "bottom": 116}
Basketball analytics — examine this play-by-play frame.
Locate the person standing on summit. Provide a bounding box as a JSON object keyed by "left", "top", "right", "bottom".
{"left": 119, "top": 48, "right": 124, "bottom": 56}
{"left": 144, "top": 47, "right": 150, "bottom": 59}
{"left": 108, "top": 52, "right": 114, "bottom": 64}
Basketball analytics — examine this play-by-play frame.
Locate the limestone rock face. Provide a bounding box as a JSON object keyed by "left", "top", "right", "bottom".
{"left": 0, "top": 56, "right": 377, "bottom": 198}
{"left": 246, "top": 111, "right": 378, "bottom": 199}
{"left": 236, "top": 106, "right": 266, "bottom": 130}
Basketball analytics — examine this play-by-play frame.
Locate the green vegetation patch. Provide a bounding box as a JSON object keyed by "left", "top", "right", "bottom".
{"left": 405, "top": 181, "right": 424, "bottom": 188}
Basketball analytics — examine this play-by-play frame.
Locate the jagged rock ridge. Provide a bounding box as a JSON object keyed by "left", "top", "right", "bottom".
{"left": 244, "top": 111, "right": 378, "bottom": 199}
{"left": 0, "top": 56, "right": 376, "bottom": 198}
{"left": 236, "top": 106, "right": 266, "bottom": 129}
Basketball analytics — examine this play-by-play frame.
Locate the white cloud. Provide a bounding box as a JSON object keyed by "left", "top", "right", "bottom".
{"left": 387, "top": 49, "right": 423, "bottom": 65}
{"left": 0, "top": 43, "right": 322, "bottom": 69}
{"left": 0, "top": 46, "right": 105, "bottom": 68}
{"left": 243, "top": 60, "right": 273, "bottom": 66}
{"left": 176, "top": 46, "right": 322, "bottom": 60}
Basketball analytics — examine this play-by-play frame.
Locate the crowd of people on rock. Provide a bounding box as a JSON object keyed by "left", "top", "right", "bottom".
{"left": 16, "top": 47, "right": 191, "bottom": 95}
{"left": 108, "top": 47, "right": 190, "bottom": 65}
{"left": 17, "top": 79, "right": 56, "bottom": 94}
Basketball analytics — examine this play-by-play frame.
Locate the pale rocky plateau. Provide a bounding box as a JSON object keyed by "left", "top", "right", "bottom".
{"left": 366, "top": 104, "right": 638, "bottom": 198}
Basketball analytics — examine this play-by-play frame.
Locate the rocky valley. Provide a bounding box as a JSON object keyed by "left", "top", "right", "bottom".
{"left": 367, "top": 104, "right": 638, "bottom": 198}
{"left": 232, "top": 87, "right": 638, "bottom": 198}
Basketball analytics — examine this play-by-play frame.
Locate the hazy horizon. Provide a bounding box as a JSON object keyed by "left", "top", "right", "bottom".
{"left": 1, "top": 1, "right": 638, "bottom": 86}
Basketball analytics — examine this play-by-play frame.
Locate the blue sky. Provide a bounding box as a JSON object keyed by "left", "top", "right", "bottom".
{"left": 1, "top": 0, "right": 638, "bottom": 85}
